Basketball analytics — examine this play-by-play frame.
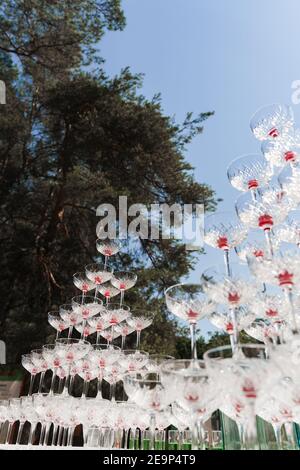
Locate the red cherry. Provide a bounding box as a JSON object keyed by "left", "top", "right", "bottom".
{"left": 268, "top": 127, "right": 279, "bottom": 138}
{"left": 248, "top": 179, "right": 259, "bottom": 190}
{"left": 258, "top": 214, "right": 274, "bottom": 229}
{"left": 228, "top": 292, "right": 240, "bottom": 303}
{"left": 217, "top": 236, "right": 229, "bottom": 250}
{"left": 277, "top": 270, "right": 294, "bottom": 287}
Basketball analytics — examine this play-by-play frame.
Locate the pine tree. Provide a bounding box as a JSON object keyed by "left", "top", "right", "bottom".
{"left": 0, "top": 1, "right": 217, "bottom": 361}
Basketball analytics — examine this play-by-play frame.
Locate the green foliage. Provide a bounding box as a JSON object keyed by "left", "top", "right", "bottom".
{"left": 0, "top": 2, "right": 217, "bottom": 362}
{"left": 0, "top": 0, "right": 125, "bottom": 75}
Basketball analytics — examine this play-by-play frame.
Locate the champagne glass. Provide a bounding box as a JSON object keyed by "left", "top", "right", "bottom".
{"left": 90, "top": 344, "right": 121, "bottom": 399}
{"left": 55, "top": 339, "right": 91, "bottom": 396}
{"left": 48, "top": 311, "right": 70, "bottom": 340}
{"left": 71, "top": 296, "right": 103, "bottom": 338}
{"left": 21, "top": 354, "right": 40, "bottom": 396}
{"left": 227, "top": 154, "right": 273, "bottom": 199}
{"left": 31, "top": 349, "right": 49, "bottom": 394}
{"left": 87, "top": 314, "right": 109, "bottom": 345}
{"left": 250, "top": 104, "right": 294, "bottom": 141}
{"left": 97, "top": 282, "right": 121, "bottom": 305}
{"left": 204, "top": 344, "right": 271, "bottom": 450}
{"left": 96, "top": 239, "right": 120, "bottom": 268}
{"left": 204, "top": 211, "right": 247, "bottom": 276}
{"left": 111, "top": 271, "right": 137, "bottom": 305}
{"left": 161, "top": 359, "right": 217, "bottom": 450}
{"left": 126, "top": 310, "right": 155, "bottom": 349}
{"left": 123, "top": 372, "right": 168, "bottom": 451}
{"left": 236, "top": 189, "right": 291, "bottom": 257}
{"left": 262, "top": 134, "right": 300, "bottom": 169}
{"left": 85, "top": 263, "right": 114, "bottom": 298}
{"left": 59, "top": 304, "right": 81, "bottom": 338}
{"left": 114, "top": 321, "right": 135, "bottom": 349}
{"left": 165, "top": 283, "right": 215, "bottom": 359}
{"left": 202, "top": 264, "right": 259, "bottom": 347}
{"left": 73, "top": 272, "right": 95, "bottom": 297}
{"left": 42, "top": 344, "right": 63, "bottom": 395}
{"left": 101, "top": 303, "right": 131, "bottom": 343}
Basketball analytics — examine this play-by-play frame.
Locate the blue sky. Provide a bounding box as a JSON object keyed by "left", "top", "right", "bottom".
{"left": 100, "top": 0, "right": 300, "bottom": 334}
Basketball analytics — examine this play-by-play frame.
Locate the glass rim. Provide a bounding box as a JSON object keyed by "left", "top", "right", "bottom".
{"left": 55, "top": 338, "right": 91, "bottom": 346}
{"left": 103, "top": 303, "right": 130, "bottom": 311}
{"left": 160, "top": 359, "right": 207, "bottom": 375}
{"left": 123, "top": 372, "right": 161, "bottom": 385}
{"left": 96, "top": 238, "right": 119, "bottom": 244}
{"left": 92, "top": 344, "right": 121, "bottom": 350}
{"left": 227, "top": 153, "right": 268, "bottom": 174}
{"left": 128, "top": 310, "right": 155, "bottom": 318}
{"left": 112, "top": 270, "right": 137, "bottom": 277}
{"left": 250, "top": 103, "right": 292, "bottom": 125}
{"left": 164, "top": 283, "right": 205, "bottom": 297}
{"left": 85, "top": 263, "right": 114, "bottom": 272}
{"left": 203, "top": 343, "right": 267, "bottom": 361}
{"left": 121, "top": 349, "right": 149, "bottom": 355}
{"left": 71, "top": 295, "right": 103, "bottom": 304}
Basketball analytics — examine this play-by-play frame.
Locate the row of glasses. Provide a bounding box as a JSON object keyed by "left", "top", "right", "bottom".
{"left": 16, "top": 346, "right": 300, "bottom": 450}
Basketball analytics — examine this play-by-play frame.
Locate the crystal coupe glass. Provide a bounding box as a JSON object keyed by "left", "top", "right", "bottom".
{"left": 165, "top": 283, "right": 215, "bottom": 359}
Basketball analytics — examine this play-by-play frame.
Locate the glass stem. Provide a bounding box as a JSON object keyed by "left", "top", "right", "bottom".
{"left": 5, "top": 422, "right": 13, "bottom": 444}
{"left": 120, "top": 290, "right": 124, "bottom": 306}
{"left": 96, "top": 376, "right": 103, "bottom": 399}
{"left": 264, "top": 228, "right": 274, "bottom": 258}
{"left": 83, "top": 428, "right": 89, "bottom": 447}
{"left": 52, "top": 425, "right": 59, "bottom": 446}
{"left": 94, "top": 286, "right": 98, "bottom": 299}
{"left": 284, "top": 422, "right": 297, "bottom": 449}
{"left": 229, "top": 334, "right": 236, "bottom": 352}
{"left": 38, "top": 371, "right": 45, "bottom": 393}
{"left": 28, "top": 423, "right": 35, "bottom": 446}
{"left": 121, "top": 335, "right": 126, "bottom": 350}
{"left": 284, "top": 288, "right": 298, "bottom": 333}
{"left": 179, "top": 430, "right": 184, "bottom": 450}
{"left": 16, "top": 422, "right": 24, "bottom": 445}
{"left": 136, "top": 330, "right": 141, "bottom": 350}
{"left": 110, "top": 382, "right": 116, "bottom": 401}
{"left": 141, "top": 430, "right": 145, "bottom": 450}
{"left": 83, "top": 380, "right": 89, "bottom": 398}
{"left": 44, "top": 423, "right": 51, "bottom": 446}
{"left": 50, "top": 369, "right": 57, "bottom": 395}
{"left": 81, "top": 320, "right": 87, "bottom": 340}
{"left": 39, "top": 424, "right": 46, "bottom": 445}
{"left": 229, "top": 307, "right": 239, "bottom": 348}
{"left": 68, "top": 427, "right": 75, "bottom": 447}
{"left": 197, "top": 420, "right": 205, "bottom": 450}
{"left": 63, "top": 428, "right": 68, "bottom": 446}
{"left": 28, "top": 374, "right": 35, "bottom": 396}
{"left": 111, "top": 325, "right": 115, "bottom": 343}
{"left": 96, "top": 331, "right": 101, "bottom": 345}
{"left": 251, "top": 188, "right": 258, "bottom": 201}
{"left": 123, "top": 429, "right": 129, "bottom": 449}
{"left": 189, "top": 323, "right": 198, "bottom": 360}
{"left": 58, "top": 426, "right": 64, "bottom": 446}
{"left": 240, "top": 409, "right": 258, "bottom": 450}
{"left": 273, "top": 424, "right": 282, "bottom": 450}
{"left": 191, "top": 418, "right": 199, "bottom": 450}
{"left": 68, "top": 376, "right": 75, "bottom": 395}
{"left": 68, "top": 326, "right": 73, "bottom": 339}
{"left": 236, "top": 422, "right": 244, "bottom": 449}
{"left": 223, "top": 249, "right": 231, "bottom": 277}
{"left": 149, "top": 412, "right": 156, "bottom": 451}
